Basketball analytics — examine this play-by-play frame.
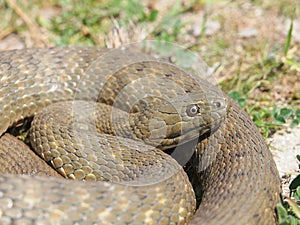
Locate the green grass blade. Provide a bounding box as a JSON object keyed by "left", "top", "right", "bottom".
{"left": 284, "top": 19, "right": 294, "bottom": 56}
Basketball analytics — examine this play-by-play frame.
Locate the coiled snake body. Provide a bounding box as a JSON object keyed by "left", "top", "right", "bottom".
{"left": 0, "top": 47, "right": 281, "bottom": 224}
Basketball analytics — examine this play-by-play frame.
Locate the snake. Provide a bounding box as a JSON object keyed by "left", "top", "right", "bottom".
{"left": 0, "top": 46, "right": 281, "bottom": 224}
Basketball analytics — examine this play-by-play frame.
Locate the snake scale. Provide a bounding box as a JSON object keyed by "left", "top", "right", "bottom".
{"left": 0, "top": 46, "right": 281, "bottom": 224}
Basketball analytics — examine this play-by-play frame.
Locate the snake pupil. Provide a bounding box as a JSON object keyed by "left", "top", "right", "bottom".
{"left": 187, "top": 105, "right": 199, "bottom": 117}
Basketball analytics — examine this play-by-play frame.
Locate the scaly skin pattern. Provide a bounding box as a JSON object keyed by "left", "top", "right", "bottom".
{"left": 0, "top": 47, "right": 281, "bottom": 224}
{"left": 188, "top": 96, "right": 281, "bottom": 224}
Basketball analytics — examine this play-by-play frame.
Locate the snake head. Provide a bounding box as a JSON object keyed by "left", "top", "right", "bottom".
{"left": 129, "top": 90, "right": 227, "bottom": 150}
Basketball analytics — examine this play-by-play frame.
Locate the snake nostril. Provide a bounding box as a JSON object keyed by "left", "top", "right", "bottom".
{"left": 213, "top": 101, "right": 222, "bottom": 108}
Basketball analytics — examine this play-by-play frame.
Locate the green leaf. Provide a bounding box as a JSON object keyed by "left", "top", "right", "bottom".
{"left": 291, "top": 119, "right": 300, "bottom": 128}
{"left": 280, "top": 108, "right": 293, "bottom": 119}
{"left": 148, "top": 9, "right": 159, "bottom": 22}
{"left": 290, "top": 174, "right": 300, "bottom": 191}
{"left": 274, "top": 115, "right": 286, "bottom": 125}
{"left": 277, "top": 203, "right": 288, "bottom": 224}
{"left": 295, "top": 187, "right": 300, "bottom": 201}
{"left": 229, "top": 91, "right": 247, "bottom": 108}
{"left": 295, "top": 109, "right": 300, "bottom": 118}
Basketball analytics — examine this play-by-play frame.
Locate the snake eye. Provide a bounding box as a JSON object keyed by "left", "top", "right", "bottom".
{"left": 186, "top": 105, "right": 199, "bottom": 117}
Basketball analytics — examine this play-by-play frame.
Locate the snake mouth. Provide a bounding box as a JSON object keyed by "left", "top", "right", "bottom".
{"left": 157, "top": 110, "right": 226, "bottom": 150}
